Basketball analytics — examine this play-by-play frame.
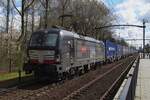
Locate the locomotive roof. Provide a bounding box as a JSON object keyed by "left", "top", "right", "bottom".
{"left": 35, "top": 28, "right": 61, "bottom": 33}
{"left": 34, "top": 28, "right": 104, "bottom": 44}
{"left": 60, "top": 29, "right": 103, "bottom": 44}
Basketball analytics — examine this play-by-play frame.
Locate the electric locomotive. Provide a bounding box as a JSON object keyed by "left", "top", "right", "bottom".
{"left": 23, "top": 28, "right": 105, "bottom": 79}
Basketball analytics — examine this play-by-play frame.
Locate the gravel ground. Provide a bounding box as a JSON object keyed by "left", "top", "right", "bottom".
{"left": 0, "top": 56, "right": 134, "bottom": 100}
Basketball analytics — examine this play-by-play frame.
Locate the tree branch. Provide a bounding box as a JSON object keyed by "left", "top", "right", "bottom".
{"left": 39, "top": 0, "right": 46, "bottom": 8}
{"left": 63, "top": 0, "right": 68, "bottom": 9}
{"left": 24, "top": 0, "right": 35, "bottom": 11}
{"left": 12, "top": 0, "right": 22, "bottom": 15}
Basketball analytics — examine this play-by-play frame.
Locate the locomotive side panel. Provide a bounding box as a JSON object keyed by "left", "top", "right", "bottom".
{"left": 74, "top": 38, "right": 96, "bottom": 67}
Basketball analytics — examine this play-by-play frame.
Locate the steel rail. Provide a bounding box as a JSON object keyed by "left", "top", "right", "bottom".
{"left": 100, "top": 56, "right": 136, "bottom": 100}
{"left": 63, "top": 61, "right": 125, "bottom": 100}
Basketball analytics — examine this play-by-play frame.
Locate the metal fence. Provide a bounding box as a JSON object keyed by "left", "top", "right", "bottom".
{"left": 114, "top": 56, "right": 140, "bottom": 100}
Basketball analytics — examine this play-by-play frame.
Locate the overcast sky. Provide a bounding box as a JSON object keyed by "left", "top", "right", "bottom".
{"left": 102, "top": 0, "right": 150, "bottom": 47}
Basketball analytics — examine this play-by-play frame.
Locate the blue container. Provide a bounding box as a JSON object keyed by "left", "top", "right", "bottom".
{"left": 117, "top": 44, "right": 123, "bottom": 58}
{"left": 105, "top": 40, "right": 117, "bottom": 60}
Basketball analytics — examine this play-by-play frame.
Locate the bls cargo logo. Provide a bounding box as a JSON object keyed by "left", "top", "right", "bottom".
{"left": 108, "top": 47, "right": 115, "bottom": 51}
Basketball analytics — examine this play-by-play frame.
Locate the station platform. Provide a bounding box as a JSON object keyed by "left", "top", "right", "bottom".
{"left": 135, "top": 59, "right": 150, "bottom": 100}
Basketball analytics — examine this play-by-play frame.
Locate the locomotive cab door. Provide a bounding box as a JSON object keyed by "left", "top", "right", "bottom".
{"left": 68, "top": 40, "right": 74, "bottom": 65}
{"left": 61, "top": 37, "right": 74, "bottom": 72}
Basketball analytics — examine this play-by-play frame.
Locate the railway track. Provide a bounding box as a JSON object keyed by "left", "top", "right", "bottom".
{"left": 0, "top": 55, "right": 137, "bottom": 100}
{"left": 0, "top": 75, "right": 58, "bottom": 96}
{"left": 0, "top": 79, "right": 62, "bottom": 100}
{"left": 0, "top": 87, "right": 17, "bottom": 96}
{"left": 100, "top": 57, "right": 137, "bottom": 100}
{"left": 0, "top": 76, "right": 34, "bottom": 95}
{"left": 63, "top": 55, "right": 137, "bottom": 100}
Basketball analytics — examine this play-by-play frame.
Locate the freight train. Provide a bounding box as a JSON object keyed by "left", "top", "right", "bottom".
{"left": 23, "top": 27, "right": 137, "bottom": 79}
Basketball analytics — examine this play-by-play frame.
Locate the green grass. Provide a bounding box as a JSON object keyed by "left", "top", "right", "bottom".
{"left": 0, "top": 71, "right": 31, "bottom": 81}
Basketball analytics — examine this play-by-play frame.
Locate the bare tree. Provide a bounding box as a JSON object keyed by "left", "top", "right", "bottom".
{"left": 6, "top": 0, "right": 10, "bottom": 33}
{"left": 12, "top": 0, "right": 34, "bottom": 42}
{"left": 39, "top": 0, "right": 50, "bottom": 28}
{"left": 59, "top": 0, "right": 70, "bottom": 26}
{"left": 31, "top": 2, "right": 35, "bottom": 33}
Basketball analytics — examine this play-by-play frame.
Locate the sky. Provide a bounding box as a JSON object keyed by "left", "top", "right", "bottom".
{"left": 102, "top": 0, "right": 150, "bottom": 48}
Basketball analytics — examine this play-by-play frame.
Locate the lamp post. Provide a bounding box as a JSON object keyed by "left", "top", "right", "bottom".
{"left": 143, "top": 20, "right": 146, "bottom": 58}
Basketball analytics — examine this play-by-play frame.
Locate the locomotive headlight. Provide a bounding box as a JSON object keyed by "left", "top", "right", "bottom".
{"left": 56, "top": 55, "right": 60, "bottom": 62}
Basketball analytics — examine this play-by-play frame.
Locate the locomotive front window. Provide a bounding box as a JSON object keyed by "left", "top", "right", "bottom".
{"left": 30, "top": 32, "right": 58, "bottom": 47}
{"left": 44, "top": 34, "right": 58, "bottom": 46}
